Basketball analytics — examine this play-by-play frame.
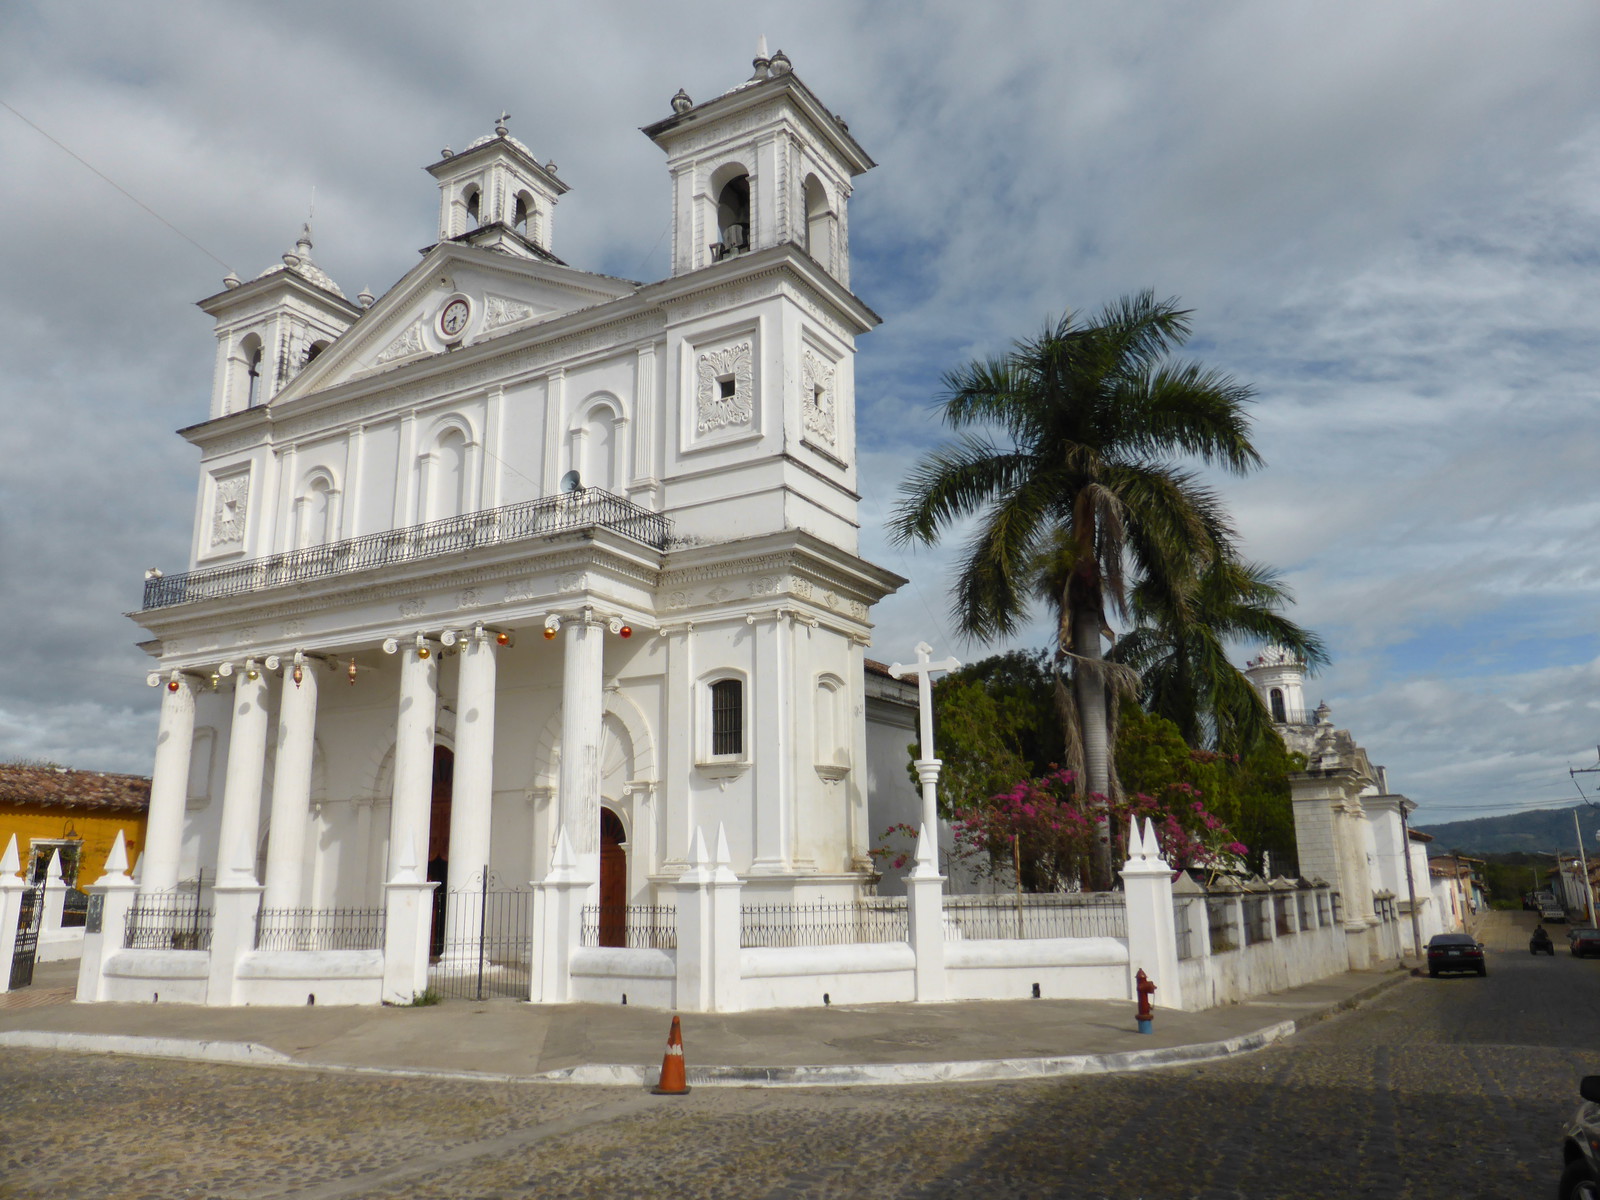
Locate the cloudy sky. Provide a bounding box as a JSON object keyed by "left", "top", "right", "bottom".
{"left": 3, "top": 0, "right": 1599, "bottom": 824}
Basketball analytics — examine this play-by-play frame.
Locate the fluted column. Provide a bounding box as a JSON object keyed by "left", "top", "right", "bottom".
{"left": 558, "top": 614, "right": 605, "bottom": 887}
{"left": 443, "top": 632, "right": 498, "bottom": 958}
{"left": 387, "top": 638, "right": 438, "bottom": 882}
{"left": 142, "top": 675, "right": 197, "bottom": 892}
{"left": 215, "top": 666, "right": 272, "bottom": 882}
{"left": 263, "top": 656, "right": 319, "bottom": 909}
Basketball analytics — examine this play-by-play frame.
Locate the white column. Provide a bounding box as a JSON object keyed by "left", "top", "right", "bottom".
{"left": 387, "top": 639, "right": 439, "bottom": 881}
{"left": 443, "top": 633, "right": 498, "bottom": 959}
{"left": 215, "top": 667, "right": 273, "bottom": 882}
{"left": 142, "top": 676, "right": 197, "bottom": 892}
{"left": 558, "top": 614, "right": 605, "bottom": 888}
{"left": 263, "top": 657, "right": 319, "bottom": 910}
{"left": 751, "top": 614, "right": 790, "bottom": 874}
{"left": 661, "top": 623, "right": 694, "bottom": 872}
{"left": 906, "top": 825, "right": 948, "bottom": 1002}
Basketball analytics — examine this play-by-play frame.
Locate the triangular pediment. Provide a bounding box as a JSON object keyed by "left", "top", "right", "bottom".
{"left": 272, "top": 243, "right": 640, "bottom": 403}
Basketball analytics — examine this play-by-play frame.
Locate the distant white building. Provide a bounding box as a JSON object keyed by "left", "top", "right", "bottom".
{"left": 1244, "top": 648, "right": 1428, "bottom": 961}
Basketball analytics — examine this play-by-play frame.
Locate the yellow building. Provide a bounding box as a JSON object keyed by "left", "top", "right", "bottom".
{"left": 0, "top": 764, "right": 149, "bottom": 892}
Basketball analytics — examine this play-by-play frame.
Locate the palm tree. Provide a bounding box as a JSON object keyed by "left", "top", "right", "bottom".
{"left": 889, "top": 291, "right": 1261, "bottom": 885}
{"left": 1113, "top": 555, "right": 1328, "bottom": 758}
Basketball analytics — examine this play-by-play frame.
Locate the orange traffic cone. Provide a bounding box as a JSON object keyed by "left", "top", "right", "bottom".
{"left": 651, "top": 1014, "right": 690, "bottom": 1095}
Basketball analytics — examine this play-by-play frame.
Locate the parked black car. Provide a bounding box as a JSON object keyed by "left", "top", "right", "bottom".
{"left": 1426, "top": 932, "right": 1486, "bottom": 977}
{"left": 1559, "top": 1076, "right": 1600, "bottom": 1199}
{"left": 1571, "top": 929, "right": 1600, "bottom": 959}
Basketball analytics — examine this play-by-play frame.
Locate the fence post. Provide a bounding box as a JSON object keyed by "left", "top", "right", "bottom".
{"left": 1119, "top": 817, "right": 1182, "bottom": 1010}
{"left": 75, "top": 831, "right": 139, "bottom": 1003}
{"left": 206, "top": 880, "right": 263, "bottom": 1007}
{"left": 530, "top": 826, "right": 585, "bottom": 1004}
{"left": 906, "top": 824, "right": 947, "bottom": 1002}
{"left": 0, "top": 836, "right": 25, "bottom": 995}
{"left": 39, "top": 849, "right": 67, "bottom": 940}
{"left": 382, "top": 841, "right": 439, "bottom": 1005}
{"left": 671, "top": 826, "right": 743, "bottom": 1013}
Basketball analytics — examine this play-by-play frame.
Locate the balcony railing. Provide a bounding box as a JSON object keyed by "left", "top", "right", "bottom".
{"left": 142, "top": 488, "right": 672, "bottom": 610}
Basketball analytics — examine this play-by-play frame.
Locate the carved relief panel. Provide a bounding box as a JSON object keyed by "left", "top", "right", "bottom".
{"left": 800, "top": 347, "right": 838, "bottom": 454}
{"left": 206, "top": 467, "right": 251, "bottom": 556}
{"left": 694, "top": 340, "right": 755, "bottom": 437}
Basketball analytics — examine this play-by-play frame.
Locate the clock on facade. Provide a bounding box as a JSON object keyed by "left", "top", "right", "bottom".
{"left": 438, "top": 296, "right": 471, "bottom": 340}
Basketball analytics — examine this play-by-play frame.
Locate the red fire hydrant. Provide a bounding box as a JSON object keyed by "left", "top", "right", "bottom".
{"left": 1135, "top": 969, "right": 1157, "bottom": 1034}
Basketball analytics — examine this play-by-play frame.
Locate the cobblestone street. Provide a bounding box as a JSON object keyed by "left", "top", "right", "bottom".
{"left": 2, "top": 914, "right": 1594, "bottom": 1199}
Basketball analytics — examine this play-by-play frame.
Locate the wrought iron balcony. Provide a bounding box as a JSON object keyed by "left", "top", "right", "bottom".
{"left": 142, "top": 488, "right": 671, "bottom": 610}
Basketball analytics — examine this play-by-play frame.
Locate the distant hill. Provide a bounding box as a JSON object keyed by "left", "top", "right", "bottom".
{"left": 1414, "top": 804, "right": 1600, "bottom": 856}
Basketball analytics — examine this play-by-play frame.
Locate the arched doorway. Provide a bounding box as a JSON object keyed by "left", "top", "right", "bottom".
{"left": 599, "top": 808, "right": 626, "bottom": 947}
{"left": 428, "top": 746, "right": 453, "bottom": 957}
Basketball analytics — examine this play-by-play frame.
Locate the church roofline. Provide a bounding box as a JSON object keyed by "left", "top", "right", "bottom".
{"left": 196, "top": 265, "right": 362, "bottom": 320}
{"left": 641, "top": 71, "right": 875, "bottom": 175}
{"left": 425, "top": 221, "right": 571, "bottom": 266}
{"left": 423, "top": 132, "right": 570, "bottom": 196}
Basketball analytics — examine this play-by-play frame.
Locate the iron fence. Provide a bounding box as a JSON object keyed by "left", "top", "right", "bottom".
{"left": 126, "top": 887, "right": 213, "bottom": 951}
{"left": 581, "top": 905, "right": 677, "bottom": 950}
{"left": 141, "top": 488, "right": 672, "bottom": 610}
{"left": 254, "top": 907, "right": 385, "bottom": 952}
{"left": 1174, "top": 898, "right": 1195, "bottom": 961}
{"left": 9, "top": 883, "right": 44, "bottom": 989}
{"left": 1206, "top": 896, "right": 1238, "bottom": 953}
{"left": 740, "top": 898, "right": 909, "bottom": 948}
{"left": 428, "top": 883, "right": 532, "bottom": 1001}
{"left": 942, "top": 892, "right": 1126, "bottom": 941}
{"left": 1243, "top": 897, "right": 1272, "bottom": 945}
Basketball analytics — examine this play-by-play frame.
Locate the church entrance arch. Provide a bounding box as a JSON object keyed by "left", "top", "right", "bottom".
{"left": 428, "top": 746, "right": 453, "bottom": 957}
{"left": 599, "top": 807, "right": 627, "bottom": 947}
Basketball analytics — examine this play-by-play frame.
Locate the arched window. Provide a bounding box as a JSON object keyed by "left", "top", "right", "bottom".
{"left": 803, "top": 174, "right": 830, "bottom": 260}
{"left": 710, "top": 679, "right": 743, "bottom": 757}
{"left": 513, "top": 191, "right": 538, "bottom": 243}
{"left": 1270, "top": 688, "right": 1287, "bottom": 724}
{"left": 240, "top": 334, "right": 264, "bottom": 409}
{"left": 715, "top": 174, "right": 751, "bottom": 257}
{"left": 429, "top": 428, "right": 469, "bottom": 521}
{"left": 581, "top": 404, "right": 618, "bottom": 493}
{"left": 463, "top": 185, "right": 481, "bottom": 230}
{"left": 814, "top": 675, "right": 848, "bottom": 770}
{"left": 301, "top": 475, "right": 335, "bottom": 547}
{"left": 303, "top": 339, "right": 330, "bottom": 366}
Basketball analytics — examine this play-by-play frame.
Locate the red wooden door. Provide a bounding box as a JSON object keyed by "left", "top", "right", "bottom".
{"left": 599, "top": 809, "right": 626, "bottom": 947}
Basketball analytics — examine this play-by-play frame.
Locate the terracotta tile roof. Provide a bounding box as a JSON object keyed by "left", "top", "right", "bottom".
{"left": 0, "top": 765, "right": 150, "bottom": 814}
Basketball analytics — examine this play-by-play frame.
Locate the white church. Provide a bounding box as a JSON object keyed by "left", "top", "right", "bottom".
{"left": 76, "top": 47, "right": 954, "bottom": 1008}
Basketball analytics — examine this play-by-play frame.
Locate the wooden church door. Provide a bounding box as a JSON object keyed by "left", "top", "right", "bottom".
{"left": 599, "top": 808, "right": 626, "bottom": 947}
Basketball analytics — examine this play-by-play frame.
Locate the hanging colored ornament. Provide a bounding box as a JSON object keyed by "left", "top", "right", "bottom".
{"left": 348, "top": 658, "right": 358, "bottom": 685}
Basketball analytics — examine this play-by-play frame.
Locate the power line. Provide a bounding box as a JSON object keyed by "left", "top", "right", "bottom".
{"left": 0, "top": 98, "right": 233, "bottom": 273}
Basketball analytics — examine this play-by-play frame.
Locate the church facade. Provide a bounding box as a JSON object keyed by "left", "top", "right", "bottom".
{"left": 96, "top": 50, "right": 917, "bottom": 1006}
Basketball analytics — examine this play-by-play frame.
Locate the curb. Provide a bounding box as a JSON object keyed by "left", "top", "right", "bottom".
{"left": 0, "top": 971, "right": 1412, "bottom": 1089}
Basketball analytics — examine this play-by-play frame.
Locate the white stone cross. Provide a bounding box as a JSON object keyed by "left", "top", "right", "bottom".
{"left": 889, "top": 641, "right": 961, "bottom": 855}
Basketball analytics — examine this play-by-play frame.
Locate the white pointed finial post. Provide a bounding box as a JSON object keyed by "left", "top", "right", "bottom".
{"left": 910, "top": 823, "right": 940, "bottom": 880}
{"left": 757, "top": 34, "right": 769, "bottom": 59}
{"left": 889, "top": 641, "right": 962, "bottom": 846}
{"left": 0, "top": 834, "right": 19, "bottom": 877}
{"left": 1143, "top": 818, "right": 1162, "bottom": 864}
{"left": 102, "top": 830, "right": 129, "bottom": 878}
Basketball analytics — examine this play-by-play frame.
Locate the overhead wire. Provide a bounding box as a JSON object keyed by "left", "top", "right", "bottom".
{"left": 0, "top": 98, "right": 234, "bottom": 274}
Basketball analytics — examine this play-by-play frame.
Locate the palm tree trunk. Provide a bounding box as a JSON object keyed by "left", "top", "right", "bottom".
{"left": 1073, "top": 607, "right": 1114, "bottom": 889}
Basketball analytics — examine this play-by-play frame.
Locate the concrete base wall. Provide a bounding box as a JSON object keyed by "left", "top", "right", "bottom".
{"left": 101, "top": 950, "right": 210, "bottom": 1004}
{"left": 1177, "top": 922, "right": 1350, "bottom": 1011}
{"left": 569, "top": 947, "right": 677, "bottom": 1008}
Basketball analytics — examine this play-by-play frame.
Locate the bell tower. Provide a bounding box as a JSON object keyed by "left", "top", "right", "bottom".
{"left": 643, "top": 41, "right": 874, "bottom": 285}
{"left": 1244, "top": 646, "right": 1310, "bottom": 726}
{"left": 197, "top": 225, "right": 360, "bottom": 420}
{"left": 425, "top": 115, "right": 569, "bottom": 260}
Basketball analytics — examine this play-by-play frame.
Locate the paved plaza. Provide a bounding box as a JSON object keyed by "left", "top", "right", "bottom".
{"left": 1, "top": 913, "right": 1593, "bottom": 1198}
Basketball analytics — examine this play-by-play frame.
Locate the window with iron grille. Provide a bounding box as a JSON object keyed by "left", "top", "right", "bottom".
{"left": 710, "top": 678, "right": 743, "bottom": 757}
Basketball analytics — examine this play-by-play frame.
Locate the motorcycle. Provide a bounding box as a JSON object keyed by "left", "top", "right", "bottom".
{"left": 1531, "top": 928, "right": 1555, "bottom": 956}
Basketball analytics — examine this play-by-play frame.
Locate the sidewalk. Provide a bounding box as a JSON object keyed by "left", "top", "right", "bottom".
{"left": 0, "top": 960, "right": 1414, "bottom": 1087}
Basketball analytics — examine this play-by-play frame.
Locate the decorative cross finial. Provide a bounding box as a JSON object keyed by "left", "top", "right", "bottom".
{"left": 495, "top": 111, "right": 511, "bottom": 136}
{"left": 889, "top": 641, "right": 962, "bottom": 852}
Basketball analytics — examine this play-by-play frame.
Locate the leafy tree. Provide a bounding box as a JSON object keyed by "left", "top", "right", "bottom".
{"left": 1113, "top": 556, "right": 1326, "bottom": 758}
{"left": 1115, "top": 702, "right": 1300, "bottom": 876}
{"left": 890, "top": 292, "right": 1261, "bottom": 885}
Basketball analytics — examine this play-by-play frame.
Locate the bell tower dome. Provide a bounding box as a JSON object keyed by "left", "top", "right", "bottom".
{"left": 643, "top": 40, "right": 874, "bottom": 285}
{"left": 425, "top": 114, "right": 569, "bottom": 261}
